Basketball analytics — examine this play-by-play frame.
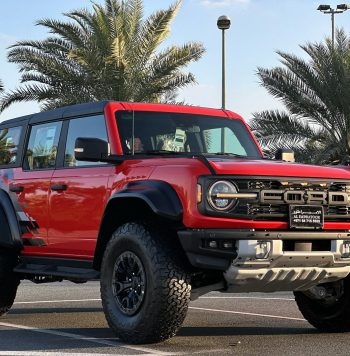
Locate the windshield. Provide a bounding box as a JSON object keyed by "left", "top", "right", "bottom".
{"left": 115, "top": 111, "right": 262, "bottom": 158}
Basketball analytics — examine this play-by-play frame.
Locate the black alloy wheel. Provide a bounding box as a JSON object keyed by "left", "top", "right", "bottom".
{"left": 112, "top": 251, "right": 146, "bottom": 316}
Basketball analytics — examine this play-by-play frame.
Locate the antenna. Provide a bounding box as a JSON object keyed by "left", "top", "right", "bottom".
{"left": 132, "top": 110, "right": 135, "bottom": 155}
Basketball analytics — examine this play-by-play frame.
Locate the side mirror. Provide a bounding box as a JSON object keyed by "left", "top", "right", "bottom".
{"left": 74, "top": 137, "right": 109, "bottom": 162}
{"left": 275, "top": 148, "right": 295, "bottom": 162}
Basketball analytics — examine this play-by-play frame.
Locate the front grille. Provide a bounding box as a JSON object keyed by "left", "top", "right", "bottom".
{"left": 234, "top": 179, "right": 350, "bottom": 222}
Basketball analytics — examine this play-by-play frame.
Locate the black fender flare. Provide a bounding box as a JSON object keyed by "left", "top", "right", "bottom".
{"left": 93, "top": 180, "right": 183, "bottom": 269}
{"left": 0, "top": 189, "right": 22, "bottom": 249}
{"left": 109, "top": 180, "right": 183, "bottom": 221}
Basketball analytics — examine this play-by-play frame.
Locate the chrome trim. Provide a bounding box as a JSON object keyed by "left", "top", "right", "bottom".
{"left": 216, "top": 193, "right": 258, "bottom": 199}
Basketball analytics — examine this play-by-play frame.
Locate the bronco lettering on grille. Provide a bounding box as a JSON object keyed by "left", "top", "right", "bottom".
{"left": 260, "top": 190, "right": 349, "bottom": 206}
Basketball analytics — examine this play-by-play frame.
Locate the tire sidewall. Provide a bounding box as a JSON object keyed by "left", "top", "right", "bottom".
{"left": 0, "top": 249, "right": 20, "bottom": 315}
{"left": 101, "top": 226, "right": 164, "bottom": 333}
{"left": 294, "top": 275, "right": 350, "bottom": 331}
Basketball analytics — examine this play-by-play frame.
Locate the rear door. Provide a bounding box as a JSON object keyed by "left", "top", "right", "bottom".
{"left": 13, "top": 120, "right": 63, "bottom": 254}
{"left": 48, "top": 114, "right": 113, "bottom": 258}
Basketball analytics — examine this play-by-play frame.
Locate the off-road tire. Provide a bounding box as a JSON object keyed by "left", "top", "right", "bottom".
{"left": 100, "top": 222, "right": 191, "bottom": 344}
{"left": 0, "top": 249, "right": 20, "bottom": 316}
{"left": 294, "top": 276, "right": 350, "bottom": 332}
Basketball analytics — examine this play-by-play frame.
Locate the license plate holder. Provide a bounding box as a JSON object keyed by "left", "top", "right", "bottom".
{"left": 289, "top": 205, "right": 324, "bottom": 229}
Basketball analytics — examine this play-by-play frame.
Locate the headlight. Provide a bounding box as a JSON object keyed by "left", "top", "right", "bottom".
{"left": 207, "top": 180, "right": 238, "bottom": 211}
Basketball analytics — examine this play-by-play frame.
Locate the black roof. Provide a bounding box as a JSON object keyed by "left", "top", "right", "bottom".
{"left": 0, "top": 101, "right": 112, "bottom": 127}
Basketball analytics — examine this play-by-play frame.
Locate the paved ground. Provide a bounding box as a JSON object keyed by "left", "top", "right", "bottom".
{"left": 0, "top": 281, "right": 350, "bottom": 355}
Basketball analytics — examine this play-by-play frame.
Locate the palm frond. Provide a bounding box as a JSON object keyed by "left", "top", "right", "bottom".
{"left": 2, "top": 0, "right": 203, "bottom": 111}
{"left": 255, "top": 28, "right": 350, "bottom": 164}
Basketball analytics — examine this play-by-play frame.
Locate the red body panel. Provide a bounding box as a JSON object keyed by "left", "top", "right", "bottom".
{"left": 47, "top": 166, "right": 113, "bottom": 258}
{"left": 14, "top": 169, "right": 54, "bottom": 254}
{"left": 208, "top": 158, "right": 350, "bottom": 179}
{"left": 147, "top": 158, "right": 350, "bottom": 229}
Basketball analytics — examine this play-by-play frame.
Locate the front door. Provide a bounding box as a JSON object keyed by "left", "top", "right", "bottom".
{"left": 48, "top": 114, "right": 112, "bottom": 258}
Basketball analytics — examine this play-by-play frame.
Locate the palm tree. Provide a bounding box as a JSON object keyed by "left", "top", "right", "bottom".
{"left": 250, "top": 29, "right": 350, "bottom": 164}
{"left": 1, "top": 0, "right": 204, "bottom": 112}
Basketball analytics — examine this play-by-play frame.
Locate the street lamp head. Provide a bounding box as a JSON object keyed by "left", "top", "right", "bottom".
{"left": 217, "top": 15, "right": 231, "bottom": 30}
{"left": 317, "top": 4, "right": 331, "bottom": 11}
{"left": 337, "top": 4, "right": 350, "bottom": 10}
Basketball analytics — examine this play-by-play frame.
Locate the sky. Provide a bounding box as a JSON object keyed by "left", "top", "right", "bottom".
{"left": 1, "top": 0, "right": 350, "bottom": 123}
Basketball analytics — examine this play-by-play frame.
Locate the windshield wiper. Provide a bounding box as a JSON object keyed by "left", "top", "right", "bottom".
{"left": 136, "top": 149, "right": 184, "bottom": 155}
{"left": 212, "top": 152, "right": 246, "bottom": 157}
{"left": 133, "top": 150, "right": 216, "bottom": 174}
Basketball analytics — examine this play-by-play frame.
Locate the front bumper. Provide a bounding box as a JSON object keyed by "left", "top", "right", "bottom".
{"left": 178, "top": 229, "right": 350, "bottom": 292}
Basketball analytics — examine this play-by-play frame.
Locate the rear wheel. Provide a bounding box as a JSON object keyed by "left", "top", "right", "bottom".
{"left": 100, "top": 222, "right": 191, "bottom": 344}
{"left": 0, "top": 249, "right": 20, "bottom": 316}
{"left": 294, "top": 276, "right": 350, "bottom": 332}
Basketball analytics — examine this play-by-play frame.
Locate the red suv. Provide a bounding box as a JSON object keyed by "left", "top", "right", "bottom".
{"left": 1, "top": 101, "right": 350, "bottom": 344}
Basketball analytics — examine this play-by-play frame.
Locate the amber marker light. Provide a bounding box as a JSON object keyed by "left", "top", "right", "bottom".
{"left": 197, "top": 184, "right": 202, "bottom": 203}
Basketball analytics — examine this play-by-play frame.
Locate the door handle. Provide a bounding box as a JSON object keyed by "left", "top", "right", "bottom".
{"left": 51, "top": 184, "right": 68, "bottom": 191}
{"left": 9, "top": 185, "right": 24, "bottom": 193}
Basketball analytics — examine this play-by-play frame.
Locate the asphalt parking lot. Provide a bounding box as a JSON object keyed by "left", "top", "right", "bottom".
{"left": 1, "top": 281, "right": 350, "bottom": 356}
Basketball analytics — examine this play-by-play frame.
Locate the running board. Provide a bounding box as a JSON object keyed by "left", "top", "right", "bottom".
{"left": 14, "top": 257, "right": 100, "bottom": 280}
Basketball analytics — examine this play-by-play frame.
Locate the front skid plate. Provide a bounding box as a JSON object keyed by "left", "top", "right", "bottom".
{"left": 223, "top": 238, "right": 350, "bottom": 292}
{"left": 224, "top": 265, "right": 350, "bottom": 293}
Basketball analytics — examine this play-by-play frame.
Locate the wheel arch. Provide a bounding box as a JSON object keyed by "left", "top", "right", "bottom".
{"left": 0, "top": 189, "right": 22, "bottom": 250}
{"left": 93, "top": 180, "right": 183, "bottom": 270}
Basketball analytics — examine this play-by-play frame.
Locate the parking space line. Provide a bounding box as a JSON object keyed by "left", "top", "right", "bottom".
{"left": 198, "top": 296, "right": 294, "bottom": 301}
{"left": 189, "top": 306, "right": 306, "bottom": 321}
{"left": 15, "top": 296, "right": 295, "bottom": 305}
{"left": 15, "top": 299, "right": 101, "bottom": 305}
{"left": 0, "top": 353, "right": 145, "bottom": 356}
{"left": 14, "top": 299, "right": 305, "bottom": 322}
{"left": 10, "top": 297, "right": 305, "bottom": 353}
{"left": 0, "top": 352, "right": 222, "bottom": 356}
{"left": 0, "top": 321, "right": 173, "bottom": 356}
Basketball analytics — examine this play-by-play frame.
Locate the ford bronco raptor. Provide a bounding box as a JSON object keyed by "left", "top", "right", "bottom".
{"left": 1, "top": 101, "right": 350, "bottom": 343}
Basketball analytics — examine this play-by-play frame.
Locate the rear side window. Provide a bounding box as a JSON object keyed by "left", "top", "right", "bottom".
{"left": 24, "top": 121, "right": 62, "bottom": 170}
{"left": 0, "top": 126, "right": 22, "bottom": 166}
{"left": 64, "top": 115, "right": 108, "bottom": 167}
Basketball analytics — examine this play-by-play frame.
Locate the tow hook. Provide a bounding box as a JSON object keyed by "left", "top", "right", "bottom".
{"left": 305, "top": 285, "right": 327, "bottom": 300}
{"left": 304, "top": 281, "right": 344, "bottom": 302}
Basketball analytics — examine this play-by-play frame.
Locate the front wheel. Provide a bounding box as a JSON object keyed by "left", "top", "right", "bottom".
{"left": 100, "top": 222, "right": 191, "bottom": 344}
{"left": 294, "top": 276, "right": 350, "bottom": 332}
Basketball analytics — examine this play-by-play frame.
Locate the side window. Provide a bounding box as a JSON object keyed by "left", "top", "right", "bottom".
{"left": 0, "top": 126, "right": 22, "bottom": 165}
{"left": 65, "top": 115, "right": 108, "bottom": 167}
{"left": 24, "top": 121, "right": 62, "bottom": 170}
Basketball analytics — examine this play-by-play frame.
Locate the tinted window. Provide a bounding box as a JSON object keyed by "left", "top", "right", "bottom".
{"left": 116, "top": 111, "right": 261, "bottom": 158}
{"left": 0, "top": 126, "right": 22, "bottom": 165}
{"left": 24, "top": 122, "right": 62, "bottom": 170}
{"left": 65, "top": 115, "right": 108, "bottom": 167}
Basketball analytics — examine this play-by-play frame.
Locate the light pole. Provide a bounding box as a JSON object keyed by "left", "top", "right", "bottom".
{"left": 317, "top": 4, "right": 350, "bottom": 48}
{"left": 217, "top": 15, "right": 231, "bottom": 110}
